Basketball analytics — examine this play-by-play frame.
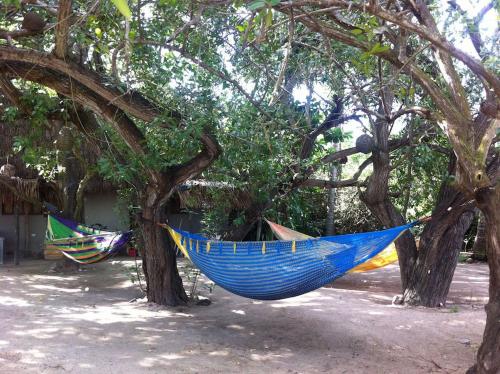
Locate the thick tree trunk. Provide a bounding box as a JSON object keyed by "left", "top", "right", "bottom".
{"left": 140, "top": 190, "right": 188, "bottom": 306}
{"left": 472, "top": 187, "right": 500, "bottom": 374}
{"left": 403, "top": 210, "right": 473, "bottom": 306}
{"left": 360, "top": 113, "right": 418, "bottom": 291}
{"left": 402, "top": 155, "right": 474, "bottom": 306}
{"left": 472, "top": 211, "right": 488, "bottom": 261}
{"left": 140, "top": 220, "right": 188, "bottom": 305}
{"left": 361, "top": 195, "right": 417, "bottom": 290}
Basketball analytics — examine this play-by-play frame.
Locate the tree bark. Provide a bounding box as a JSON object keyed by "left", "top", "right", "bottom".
{"left": 360, "top": 185, "right": 417, "bottom": 290}
{"left": 62, "top": 151, "right": 81, "bottom": 221}
{"left": 472, "top": 186, "right": 500, "bottom": 374}
{"left": 325, "top": 162, "right": 339, "bottom": 235}
{"left": 74, "top": 170, "right": 95, "bottom": 223}
{"left": 401, "top": 154, "right": 475, "bottom": 306}
{"left": 403, "top": 213, "right": 474, "bottom": 306}
{"left": 472, "top": 211, "right": 488, "bottom": 261}
{"left": 140, "top": 188, "right": 188, "bottom": 305}
{"left": 14, "top": 203, "right": 20, "bottom": 265}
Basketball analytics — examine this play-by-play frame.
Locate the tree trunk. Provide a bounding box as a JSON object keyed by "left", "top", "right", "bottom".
{"left": 472, "top": 186, "right": 500, "bottom": 374}
{"left": 402, "top": 155, "right": 474, "bottom": 306}
{"left": 59, "top": 152, "right": 83, "bottom": 271}
{"left": 472, "top": 211, "right": 488, "bottom": 261}
{"left": 140, "top": 190, "right": 188, "bottom": 306}
{"left": 403, "top": 210, "right": 473, "bottom": 306}
{"left": 223, "top": 202, "right": 267, "bottom": 241}
{"left": 325, "top": 162, "right": 339, "bottom": 235}
{"left": 361, "top": 194, "right": 418, "bottom": 290}
{"left": 359, "top": 114, "right": 418, "bottom": 291}
{"left": 62, "top": 151, "right": 81, "bottom": 221}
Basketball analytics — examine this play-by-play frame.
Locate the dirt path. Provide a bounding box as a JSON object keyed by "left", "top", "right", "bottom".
{"left": 0, "top": 260, "right": 488, "bottom": 373}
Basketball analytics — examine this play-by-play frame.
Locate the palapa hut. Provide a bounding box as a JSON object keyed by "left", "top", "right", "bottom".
{"left": 0, "top": 121, "right": 129, "bottom": 262}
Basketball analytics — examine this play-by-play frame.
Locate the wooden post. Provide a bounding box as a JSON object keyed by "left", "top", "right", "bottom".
{"left": 24, "top": 210, "right": 29, "bottom": 255}
{"left": 14, "top": 202, "right": 20, "bottom": 265}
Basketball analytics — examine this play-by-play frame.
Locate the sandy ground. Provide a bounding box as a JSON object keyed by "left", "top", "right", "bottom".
{"left": 0, "top": 259, "right": 489, "bottom": 374}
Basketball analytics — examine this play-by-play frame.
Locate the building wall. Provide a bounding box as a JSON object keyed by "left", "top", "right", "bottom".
{"left": 0, "top": 212, "right": 46, "bottom": 258}
{"left": 83, "top": 192, "right": 129, "bottom": 232}
{"left": 0, "top": 192, "right": 130, "bottom": 259}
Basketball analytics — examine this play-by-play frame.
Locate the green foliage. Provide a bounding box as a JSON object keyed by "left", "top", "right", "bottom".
{"left": 1, "top": 0, "right": 484, "bottom": 241}
{"left": 2, "top": 85, "right": 62, "bottom": 180}
{"left": 111, "top": 0, "right": 132, "bottom": 19}
{"left": 390, "top": 120, "right": 450, "bottom": 221}
{"left": 248, "top": 0, "right": 280, "bottom": 11}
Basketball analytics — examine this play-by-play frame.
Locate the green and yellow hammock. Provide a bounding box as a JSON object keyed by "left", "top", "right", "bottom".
{"left": 45, "top": 215, "right": 132, "bottom": 264}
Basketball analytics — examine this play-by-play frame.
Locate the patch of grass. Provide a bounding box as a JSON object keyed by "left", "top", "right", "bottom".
{"left": 458, "top": 252, "right": 470, "bottom": 263}
{"left": 449, "top": 305, "right": 459, "bottom": 313}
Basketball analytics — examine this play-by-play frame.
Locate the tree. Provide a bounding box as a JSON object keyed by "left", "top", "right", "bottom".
{"left": 260, "top": 1, "right": 499, "bottom": 372}
{"left": 0, "top": 0, "right": 221, "bottom": 305}
{"left": 184, "top": 1, "right": 497, "bottom": 371}
{"left": 190, "top": 1, "right": 472, "bottom": 311}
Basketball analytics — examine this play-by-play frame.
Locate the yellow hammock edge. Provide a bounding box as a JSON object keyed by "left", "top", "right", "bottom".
{"left": 264, "top": 219, "right": 398, "bottom": 273}
{"left": 162, "top": 222, "right": 398, "bottom": 273}
{"left": 164, "top": 225, "right": 191, "bottom": 260}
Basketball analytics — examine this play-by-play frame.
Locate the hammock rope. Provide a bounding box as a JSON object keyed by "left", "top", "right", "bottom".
{"left": 162, "top": 221, "right": 418, "bottom": 300}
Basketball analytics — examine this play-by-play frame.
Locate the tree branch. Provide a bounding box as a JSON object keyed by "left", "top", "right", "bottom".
{"left": 0, "top": 75, "right": 25, "bottom": 110}
{"left": 136, "top": 40, "right": 272, "bottom": 120}
{"left": 277, "top": 7, "right": 465, "bottom": 127}
{"left": 279, "top": 1, "right": 500, "bottom": 97}
{"left": 298, "top": 136, "right": 409, "bottom": 186}
{"left": 0, "top": 46, "right": 161, "bottom": 122}
{"left": 1, "top": 58, "right": 221, "bottom": 188}
{"left": 168, "top": 131, "right": 221, "bottom": 188}
{"left": 300, "top": 111, "right": 359, "bottom": 160}
{"left": 300, "top": 178, "right": 360, "bottom": 188}
{"left": 390, "top": 106, "right": 435, "bottom": 122}
{"left": 447, "top": 0, "right": 493, "bottom": 59}
{"left": 165, "top": 5, "right": 206, "bottom": 44}
{"left": 300, "top": 156, "right": 373, "bottom": 189}
{"left": 54, "top": 0, "right": 73, "bottom": 59}
{"left": 0, "top": 24, "right": 53, "bottom": 42}
{"left": 269, "top": 10, "right": 295, "bottom": 105}
{"left": 405, "top": 0, "right": 471, "bottom": 119}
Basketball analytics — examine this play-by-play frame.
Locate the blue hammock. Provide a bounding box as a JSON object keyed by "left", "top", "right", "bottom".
{"left": 164, "top": 222, "right": 416, "bottom": 300}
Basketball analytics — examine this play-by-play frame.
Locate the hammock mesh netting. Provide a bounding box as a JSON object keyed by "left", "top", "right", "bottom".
{"left": 166, "top": 222, "right": 416, "bottom": 300}
{"left": 265, "top": 219, "right": 399, "bottom": 273}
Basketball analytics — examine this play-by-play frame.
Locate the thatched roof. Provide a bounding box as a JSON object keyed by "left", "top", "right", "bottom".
{"left": 0, "top": 121, "right": 41, "bottom": 179}
{"left": 0, "top": 116, "right": 116, "bottom": 207}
